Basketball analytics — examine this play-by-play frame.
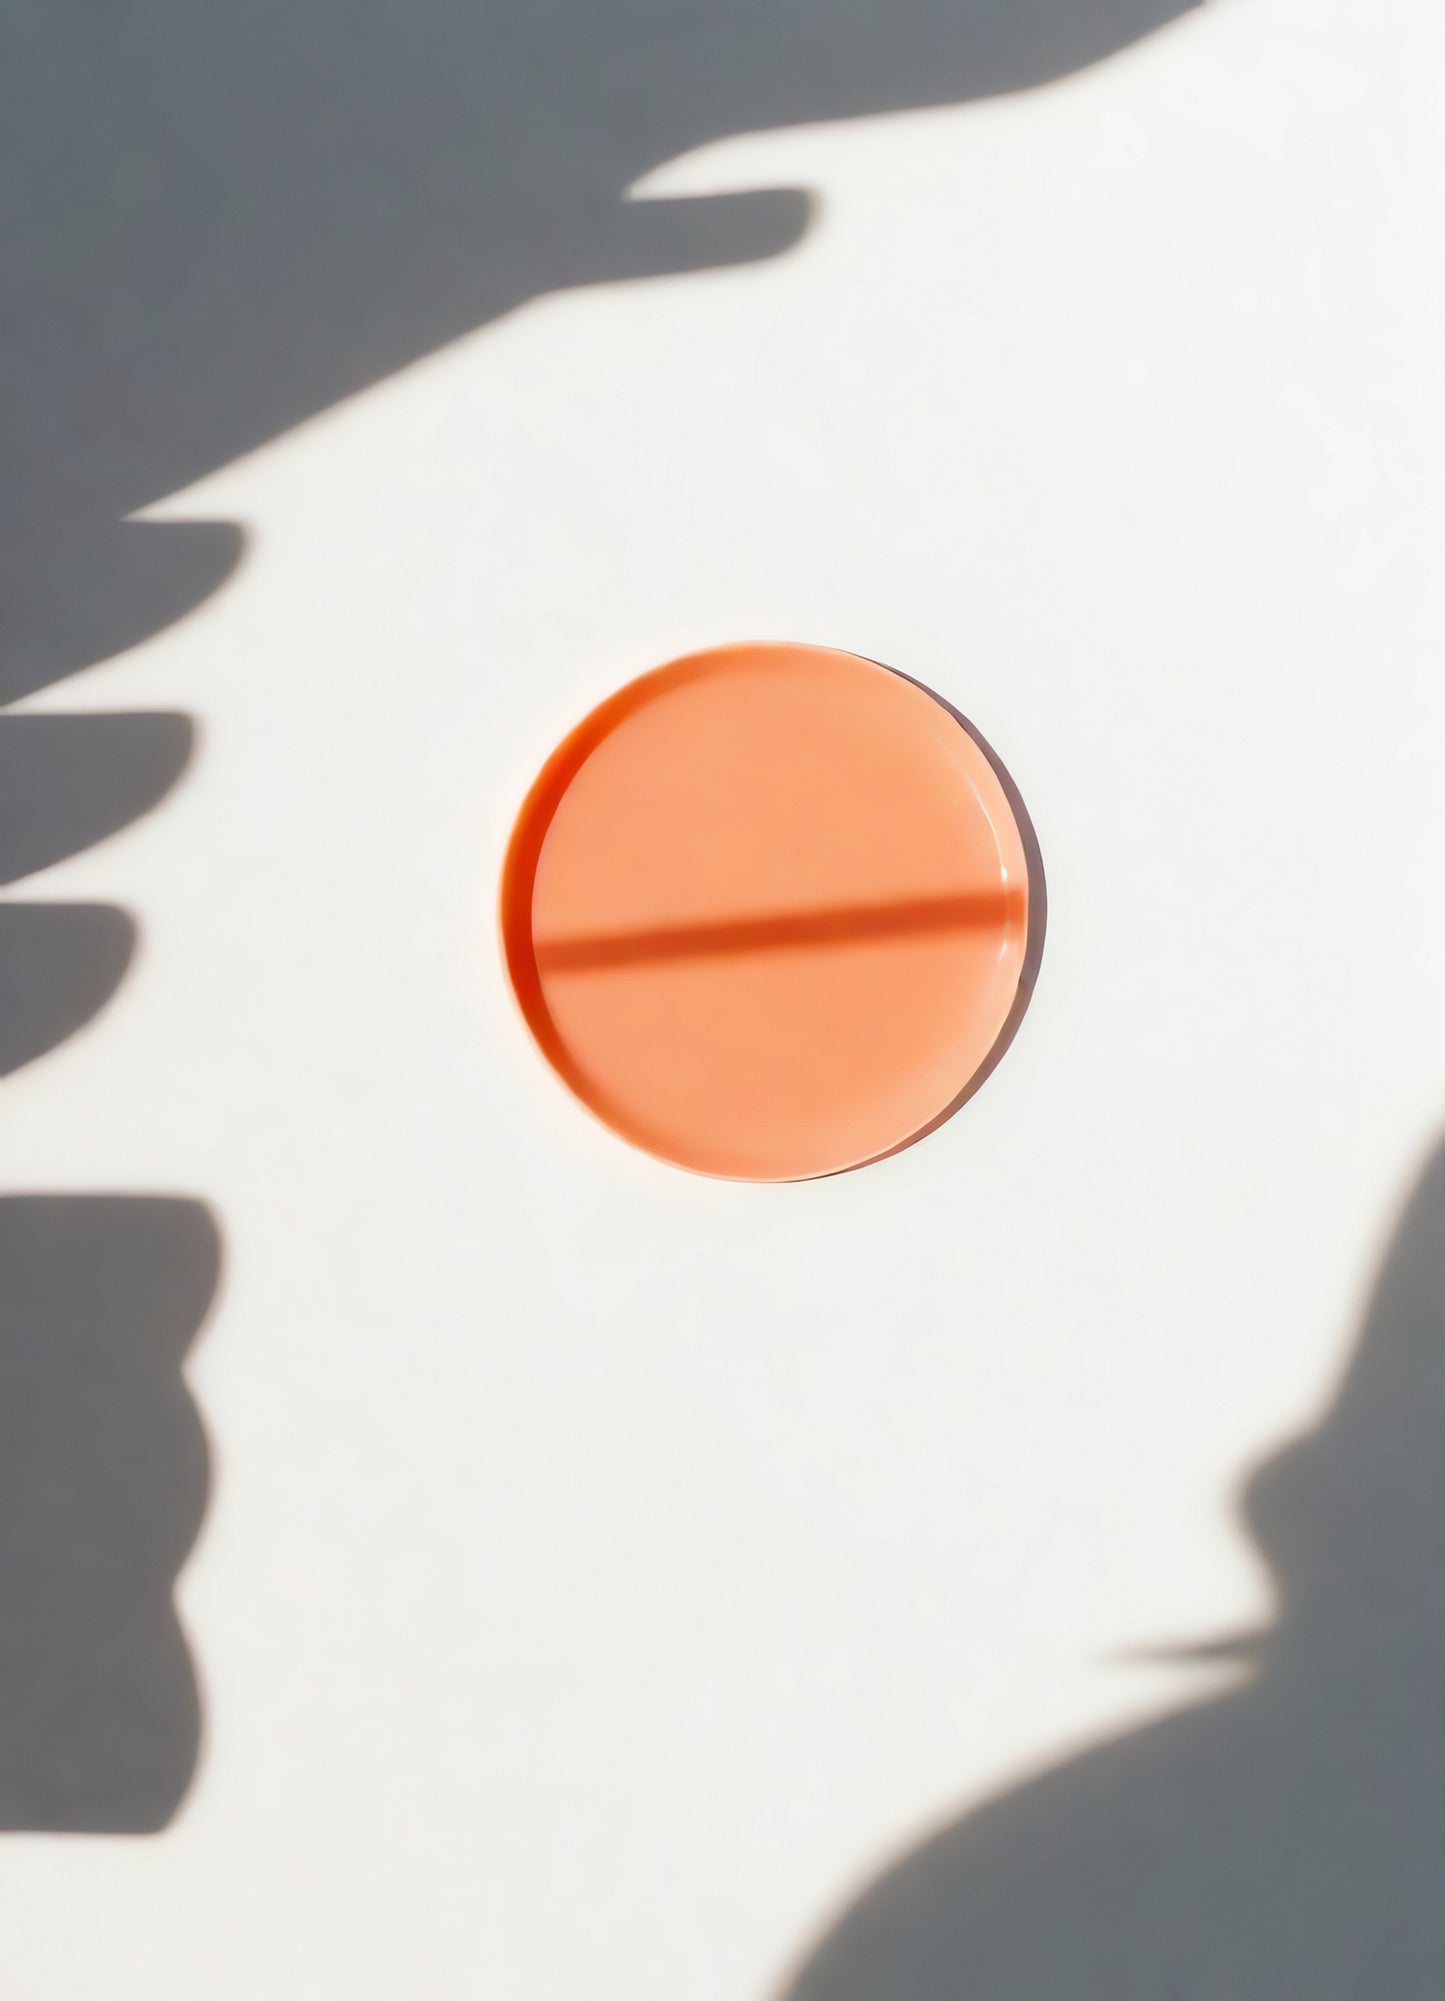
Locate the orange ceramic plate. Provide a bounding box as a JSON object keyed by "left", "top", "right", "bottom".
{"left": 501, "top": 642, "right": 1040, "bottom": 1180}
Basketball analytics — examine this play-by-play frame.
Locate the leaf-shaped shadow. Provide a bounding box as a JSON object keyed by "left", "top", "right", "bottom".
{"left": 0, "top": 521, "right": 242, "bottom": 710}
{"left": 0, "top": 1195, "right": 218, "bottom": 1832}
{"left": 781, "top": 1143, "right": 1445, "bottom": 2000}
{"left": 0, "top": 904, "right": 135, "bottom": 1077}
{"left": 4, "top": 0, "right": 1199, "bottom": 691}
{"left": 0, "top": 714, "right": 194, "bottom": 887}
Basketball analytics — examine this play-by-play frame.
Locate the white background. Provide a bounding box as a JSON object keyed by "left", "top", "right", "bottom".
{"left": 4, "top": 0, "right": 1444, "bottom": 1991}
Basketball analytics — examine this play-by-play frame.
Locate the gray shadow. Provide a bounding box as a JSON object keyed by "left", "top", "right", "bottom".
{"left": 0, "top": 1196, "right": 219, "bottom": 1833}
{"left": 0, "top": 0, "right": 1200, "bottom": 1847}
{"left": 2, "top": 0, "right": 1201, "bottom": 694}
{"left": 0, "top": 905, "right": 136, "bottom": 1078}
{"left": 0, "top": 523, "right": 243, "bottom": 712}
{"left": 782, "top": 1139, "right": 1445, "bottom": 1998}
{"left": 0, "top": 714, "right": 193, "bottom": 886}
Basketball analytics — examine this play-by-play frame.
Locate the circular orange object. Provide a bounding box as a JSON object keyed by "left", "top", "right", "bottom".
{"left": 501, "top": 643, "right": 1040, "bottom": 1181}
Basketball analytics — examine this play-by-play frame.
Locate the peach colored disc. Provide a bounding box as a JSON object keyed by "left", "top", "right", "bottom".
{"left": 500, "top": 643, "right": 1038, "bottom": 1181}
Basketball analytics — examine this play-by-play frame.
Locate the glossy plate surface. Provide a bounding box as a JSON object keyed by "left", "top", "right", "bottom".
{"left": 501, "top": 642, "right": 1035, "bottom": 1180}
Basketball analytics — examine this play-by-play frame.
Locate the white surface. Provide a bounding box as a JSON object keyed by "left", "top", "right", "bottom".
{"left": 4, "top": 0, "right": 1445, "bottom": 1991}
